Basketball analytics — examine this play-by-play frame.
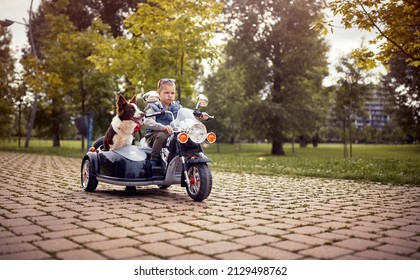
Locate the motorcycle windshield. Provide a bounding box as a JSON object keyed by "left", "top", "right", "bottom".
{"left": 171, "top": 108, "right": 199, "bottom": 131}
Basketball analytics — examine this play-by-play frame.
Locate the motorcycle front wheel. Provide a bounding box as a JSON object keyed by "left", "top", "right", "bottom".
{"left": 182, "top": 163, "right": 212, "bottom": 202}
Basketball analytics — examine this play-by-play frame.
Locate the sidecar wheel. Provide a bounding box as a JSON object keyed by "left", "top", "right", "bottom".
{"left": 182, "top": 163, "right": 212, "bottom": 202}
{"left": 81, "top": 158, "right": 98, "bottom": 192}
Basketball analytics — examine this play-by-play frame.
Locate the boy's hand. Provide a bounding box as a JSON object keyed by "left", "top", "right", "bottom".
{"left": 163, "top": 125, "right": 173, "bottom": 134}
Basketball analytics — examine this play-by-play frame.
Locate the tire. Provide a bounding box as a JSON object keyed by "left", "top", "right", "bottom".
{"left": 81, "top": 158, "right": 98, "bottom": 192}
{"left": 182, "top": 163, "right": 212, "bottom": 202}
{"left": 93, "top": 136, "right": 105, "bottom": 149}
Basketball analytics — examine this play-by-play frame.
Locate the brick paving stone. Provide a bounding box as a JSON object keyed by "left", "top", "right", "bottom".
{"left": 41, "top": 228, "right": 91, "bottom": 239}
{"left": 69, "top": 233, "right": 109, "bottom": 244}
{"left": 271, "top": 240, "right": 312, "bottom": 252}
{"left": 1, "top": 152, "right": 420, "bottom": 260}
{"left": 78, "top": 220, "right": 115, "bottom": 230}
{"left": 56, "top": 249, "right": 107, "bottom": 260}
{"left": 160, "top": 222, "right": 200, "bottom": 233}
{"left": 102, "top": 247, "right": 146, "bottom": 259}
{"left": 140, "top": 242, "right": 188, "bottom": 258}
{"left": 191, "top": 241, "right": 245, "bottom": 255}
{"left": 0, "top": 250, "right": 51, "bottom": 260}
{"left": 223, "top": 229, "right": 256, "bottom": 238}
{"left": 314, "top": 232, "right": 349, "bottom": 242}
{"left": 44, "top": 223, "right": 80, "bottom": 232}
{"left": 375, "top": 244, "right": 417, "bottom": 256}
{"left": 96, "top": 227, "right": 138, "bottom": 238}
{"left": 333, "top": 229, "right": 380, "bottom": 239}
{"left": 282, "top": 233, "right": 329, "bottom": 246}
{"left": 187, "top": 230, "right": 232, "bottom": 242}
{"left": 234, "top": 235, "right": 279, "bottom": 246}
{"left": 216, "top": 251, "right": 261, "bottom": 260}
{"left": 248, "top": 225, "right": 288, "bottom": 236}
{"left": 355, "top": 250, "right": 412, "bottom": 260}
{"left": 0, "top": 243, "right": 38, "bottom": 254}
{"left": 133, "top": 226, "right": 165, "bottom": 235}
{"left": 245, "top": 246, "right": 302, "bottom": 260}
{"left": 205, "top": 222, "right": 242, "bottom": 232}
{"left": 135, "top": 232, "right": 184, "bottom": 243}
{"left": 333, "top": 238, "right": 381, "bottom": 251}
{"left": 376, "top": 237, "right": 420, "bottom": 249}
{"left": 34, "top": 238, "right": 81, "bottom": 253}
{"left": 291, "top": 226, "right": 326, "bottom": 235}
{"left": 9, "top": 224, "right": 48, "bottom": 235}
{"left": 0, "top": 218, "right": 33, "bottom": 227}
{"left": 85, "top": 238, "right": 139, "bottom": 251}
{"left": 170, "top": 253, "right": 214, "bottom": 260}
{"left": 383, "top": 229, "right": 417, "bottom": 239}
{"left": 300, "top": 245, "right": 354, "bottom": 259}
{"left": 169, "top": 237, "right": 206, "bottom": 247}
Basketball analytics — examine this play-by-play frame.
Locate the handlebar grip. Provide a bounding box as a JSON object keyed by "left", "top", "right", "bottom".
{"left": 145, "top": 111, "right": 166, "bottom": 118}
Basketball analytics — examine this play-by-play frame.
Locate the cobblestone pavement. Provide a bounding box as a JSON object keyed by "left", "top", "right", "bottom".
{"left": 0, "top": 151, "right": 419, "bottom": 260}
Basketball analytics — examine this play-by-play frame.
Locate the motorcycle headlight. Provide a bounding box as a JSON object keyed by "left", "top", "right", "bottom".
{"left": 188, "top": 123, "right": 207, "bottom": 143}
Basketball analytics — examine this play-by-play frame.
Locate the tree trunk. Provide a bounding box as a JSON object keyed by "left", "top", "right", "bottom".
{"left": 343, "top": 122, "right": 348, "bottom": 158}
{"left": 271, "top": 138, "right": 285, "bottom": 155}
{"left": 52, "top": 119, "right": 60, "bottom": 147}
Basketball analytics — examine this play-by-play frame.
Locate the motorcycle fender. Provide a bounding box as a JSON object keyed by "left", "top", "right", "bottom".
{"left": 84, "top": 152, "right": 99, "bottom": 175}
{"left": 186, "top": 154, "right": 211, "bottom": 164}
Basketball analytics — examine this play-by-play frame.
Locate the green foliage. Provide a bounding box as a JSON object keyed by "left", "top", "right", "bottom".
{"left": 91, "top": 0, "right": 223, "bottom": 100}
{"left": 0, "top": 27, "right": 16, "bottom": 137}
{"left": 217, "top": 0, "right": 329, "bottom": 155}
{"left": 326, "top": 0, "right": 420, "bottom": 68}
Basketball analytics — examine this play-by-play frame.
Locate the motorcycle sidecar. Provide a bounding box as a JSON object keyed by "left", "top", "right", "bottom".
{"left": 81, "top": 145, "right": 153, "bottom": 192}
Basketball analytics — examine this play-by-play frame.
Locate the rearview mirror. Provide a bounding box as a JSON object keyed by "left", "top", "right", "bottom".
{"left": 197, "top": 94, "right": 208, "bottom": 108}
{"left": 143, "top": 91, "right": 160, "bottom": 103}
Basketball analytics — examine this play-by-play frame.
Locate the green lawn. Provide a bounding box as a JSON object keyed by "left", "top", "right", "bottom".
{"left": 203, "top": 143, "right": 420, "bottom": 186}
{"left": 1, "top": 139, "right": 419, "bottom": 186}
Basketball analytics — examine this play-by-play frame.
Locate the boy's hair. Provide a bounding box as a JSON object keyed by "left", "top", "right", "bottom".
{"left": 157, "top": 78, "right": 176, "bottom": 92}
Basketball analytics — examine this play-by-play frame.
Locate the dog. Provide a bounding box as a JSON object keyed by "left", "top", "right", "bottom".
{"left": 103, "top": 94, "right": 144, "bottom": 151}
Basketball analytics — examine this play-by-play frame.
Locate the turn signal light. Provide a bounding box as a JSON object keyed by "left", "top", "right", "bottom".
{"left": 89, "top": 147, "right": 96, "bottom": 152}
{"left": 207, "top": 132, "right": 217, "bottom": 143}
{"left": 177, "top": 132, "right": 189, "bottom": 143}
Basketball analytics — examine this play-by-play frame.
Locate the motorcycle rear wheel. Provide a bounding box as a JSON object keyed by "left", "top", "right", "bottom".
{"left": 182, "top": 163, "right": 212, "bottom": 202}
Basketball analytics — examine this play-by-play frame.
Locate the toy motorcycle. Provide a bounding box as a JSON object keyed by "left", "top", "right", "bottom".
{"left": 80, "top": 94, "right": 216, "bottom": 202}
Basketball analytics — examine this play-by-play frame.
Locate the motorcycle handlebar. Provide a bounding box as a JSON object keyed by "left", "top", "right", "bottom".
{"left": 145, "top": 111, "right": 166, "bottom": 118}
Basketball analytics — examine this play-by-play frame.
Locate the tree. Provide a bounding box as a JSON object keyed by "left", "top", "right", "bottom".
{"left": 333, "top": 54, "right": 371, "bottom": 158}
{"left": 26, "top": 0, "right": 116, "bottom": 147}
{"left": 0, "top": 27, "right": 16, "bottom": 137}
{"left": 223, "top": 0, "right": 328, "bottom": 155}
{"left": 316, "top": 0, "right": 420, "bottom": 68}
{"left": 91, "top": 0, "right": 223, "bottom": 101}
{"left": 383, "top": 53, "right": 420, "bottom": 142}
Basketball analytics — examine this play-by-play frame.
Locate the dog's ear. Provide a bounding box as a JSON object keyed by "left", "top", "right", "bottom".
{"left": 116, "top": 95, "right": 127, "bottom": 113}
{"left": 128, "top": 95, "right": 137, "bottom": 104}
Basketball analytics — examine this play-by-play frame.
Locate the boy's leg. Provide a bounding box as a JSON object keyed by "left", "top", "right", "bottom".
{"left": 147, "top": 131, "right": 169, "bottom": 162}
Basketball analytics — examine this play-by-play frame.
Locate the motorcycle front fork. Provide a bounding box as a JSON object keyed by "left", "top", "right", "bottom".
{"left": 180, "top": 156, "right": 190, "bottom": 188}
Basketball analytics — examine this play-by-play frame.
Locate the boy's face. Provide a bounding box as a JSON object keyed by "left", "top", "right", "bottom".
{"left": 159, "top": 83, "right": 176, "bottom": 106}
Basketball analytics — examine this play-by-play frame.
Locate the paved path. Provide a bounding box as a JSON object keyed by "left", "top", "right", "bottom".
{"left": 0, "top": 152, "right": 419, "bottom": 260}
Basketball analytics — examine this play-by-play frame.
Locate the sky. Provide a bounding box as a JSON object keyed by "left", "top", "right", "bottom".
{"left": 1, "top": 0, "right": 381, "bottom": 84}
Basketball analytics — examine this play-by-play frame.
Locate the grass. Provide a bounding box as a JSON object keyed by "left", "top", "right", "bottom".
{"left": 203, "top": 143, "right": 420, "bottom": 186}
{"left": 1, "top": 139, "right": 419, "bottom": 186}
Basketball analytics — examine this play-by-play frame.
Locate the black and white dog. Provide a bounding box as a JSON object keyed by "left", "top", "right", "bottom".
{"left": 103, "top": 95, "right": 144, "bottom": 151}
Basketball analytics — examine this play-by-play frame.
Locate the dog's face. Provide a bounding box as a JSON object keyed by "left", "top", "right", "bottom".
{"left": 116, "top": 95, "right": 144, "bottom": 124}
